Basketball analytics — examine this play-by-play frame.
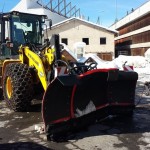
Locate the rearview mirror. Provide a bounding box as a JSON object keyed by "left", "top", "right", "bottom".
{"left": 46, "top": 19, "right": 52, "bottom": 29}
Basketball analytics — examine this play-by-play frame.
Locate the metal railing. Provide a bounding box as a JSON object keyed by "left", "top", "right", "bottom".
{"left": 37, "top": 0, "right": 80, "bottom": 18}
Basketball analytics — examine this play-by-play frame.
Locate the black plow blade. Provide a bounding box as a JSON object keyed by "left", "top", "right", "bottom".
{"left": 42, "top": 69, "right": 138, "bottom": 140}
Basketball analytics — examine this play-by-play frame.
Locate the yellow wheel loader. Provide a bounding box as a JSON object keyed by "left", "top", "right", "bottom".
{"left": 0, "top": 11, "right": 138, "bottom": 140}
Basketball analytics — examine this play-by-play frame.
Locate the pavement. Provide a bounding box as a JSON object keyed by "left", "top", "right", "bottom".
{"left": 0, "top": 82, "right": 150, "bottom": 150}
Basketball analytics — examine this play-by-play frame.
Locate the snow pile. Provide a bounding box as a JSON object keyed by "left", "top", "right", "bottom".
{"left": 79, "top": 54, "right": 149, "bottom": 71}
{"left": 113, "top": 55, "right": 148, "bottom": 69}
{"left": 112, "top": 55, "right": 150, "bottom": 82}
{"left": 145, "top": 48, "right": 150, "bottom": 61}
{"left": 80, "top": 54, "right": 150, "bottom": 82}
{"left": 79, "top": 53, "right": 119, "bottom": 69}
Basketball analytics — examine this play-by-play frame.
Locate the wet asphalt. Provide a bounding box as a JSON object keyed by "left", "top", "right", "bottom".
{"left": 0, "top": 82, "right": 150, "bottom": 150}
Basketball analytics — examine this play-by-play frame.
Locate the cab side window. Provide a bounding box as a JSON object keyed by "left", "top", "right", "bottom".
{"left": 5, "top": 20, "right": 10, "bottom": 42}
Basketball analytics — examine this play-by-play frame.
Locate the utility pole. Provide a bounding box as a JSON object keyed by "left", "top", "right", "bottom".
{"left": 115, "top": 0, "right": 118, "bottom": 22}
{"left": 97, "top": 11, "right": 104, "bottom": 25}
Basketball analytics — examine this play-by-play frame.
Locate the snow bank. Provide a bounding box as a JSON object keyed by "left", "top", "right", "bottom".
{"left": 113, "top": 55, "right": 148, "bottom": 69}
{"left": 79, "top": 53, "right": 119, "bottom": 69}
{"left": 145, "top": 48, "right": 150, "bottom": 61}
{"left": 80, "top": 54, "right": 150, "bottom": 82}
{"left": 79, "top": 54, "right": 149, "bottom": 70}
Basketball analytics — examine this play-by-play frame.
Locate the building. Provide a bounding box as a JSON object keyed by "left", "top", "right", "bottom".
{"left": 110, "top": 1, "right": 150, "bottom": 57}
{"left": 48, "top": 17, "right": 117, "bottom": 56}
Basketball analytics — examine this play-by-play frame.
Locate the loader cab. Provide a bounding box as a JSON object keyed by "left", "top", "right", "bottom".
{"left": 0, "top": 11, "right": 47, "bottom": 59}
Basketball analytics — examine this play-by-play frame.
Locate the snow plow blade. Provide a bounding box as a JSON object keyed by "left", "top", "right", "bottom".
{"left": 42, "top": 69, "right": 138, "bottom": 139}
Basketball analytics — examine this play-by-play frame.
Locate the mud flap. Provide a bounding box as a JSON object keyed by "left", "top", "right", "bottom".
{"left": 42, "top": 69, "right": 138, "bottom": 138}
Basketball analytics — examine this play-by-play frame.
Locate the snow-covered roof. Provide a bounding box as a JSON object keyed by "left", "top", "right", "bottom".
{"left": 110, "top": 1, "right": 150, "bottom": 30}
{"left": 52, "top": 17, "right": 118, "bottom": 34}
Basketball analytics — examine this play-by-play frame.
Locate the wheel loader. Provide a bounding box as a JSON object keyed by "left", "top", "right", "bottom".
{"left": 0, "top": 11, "right": 138, "bottom": 140}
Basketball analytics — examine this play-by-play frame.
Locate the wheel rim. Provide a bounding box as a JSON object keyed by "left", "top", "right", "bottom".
{"left": 6, "top": 77, "right": 13, "bottom": 99}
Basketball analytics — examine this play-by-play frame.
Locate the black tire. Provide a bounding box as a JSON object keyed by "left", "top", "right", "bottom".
{"left": 3, "top": 63, "right": 33, "bottom": 112}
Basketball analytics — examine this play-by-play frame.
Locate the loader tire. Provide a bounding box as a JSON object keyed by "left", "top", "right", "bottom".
{"left": 3, "top": 63, "right": 33, "bottom": 112}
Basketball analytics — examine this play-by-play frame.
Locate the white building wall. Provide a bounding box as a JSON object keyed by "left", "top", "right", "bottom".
{"left": 48, "top": 20, "right": 115, "bottom": 53}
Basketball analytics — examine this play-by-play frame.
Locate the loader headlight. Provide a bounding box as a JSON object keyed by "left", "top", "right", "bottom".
{"left": 41, "top": 16, "right": 45, "bottom": 23}
{"left": 12, "top": 11, "right": 19, "bottom": 16}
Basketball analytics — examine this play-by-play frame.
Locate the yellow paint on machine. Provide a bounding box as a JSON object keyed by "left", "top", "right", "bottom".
{"left": 23, "top": 47, "right": 48, "bottom": 91}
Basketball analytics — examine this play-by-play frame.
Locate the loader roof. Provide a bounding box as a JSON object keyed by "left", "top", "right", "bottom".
{"left": 0, "top": 11, "right": 47, "bottom": 18}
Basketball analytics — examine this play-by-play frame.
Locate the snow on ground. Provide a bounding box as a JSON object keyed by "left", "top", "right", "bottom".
{"left": 112, "top": 55, "right": 150, "bottom": 83}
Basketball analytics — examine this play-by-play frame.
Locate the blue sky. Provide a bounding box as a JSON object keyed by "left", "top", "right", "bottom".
{"left": 0, "top": 0, "right": 149, "bottom": 27}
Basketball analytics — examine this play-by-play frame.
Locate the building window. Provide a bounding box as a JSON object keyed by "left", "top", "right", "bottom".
{"left": 61, "top": 38, "right": 68, "bottom": 45}
{"left": 82, "top": 38, "right": 89, "bottom": 45}
{"left": 100, "top": 37, "right": 106, "bottom": 45}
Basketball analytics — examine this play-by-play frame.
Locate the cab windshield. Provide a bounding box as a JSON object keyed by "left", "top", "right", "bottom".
{"left": 11, "top": 14, "right": 43, "bottom": 45}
